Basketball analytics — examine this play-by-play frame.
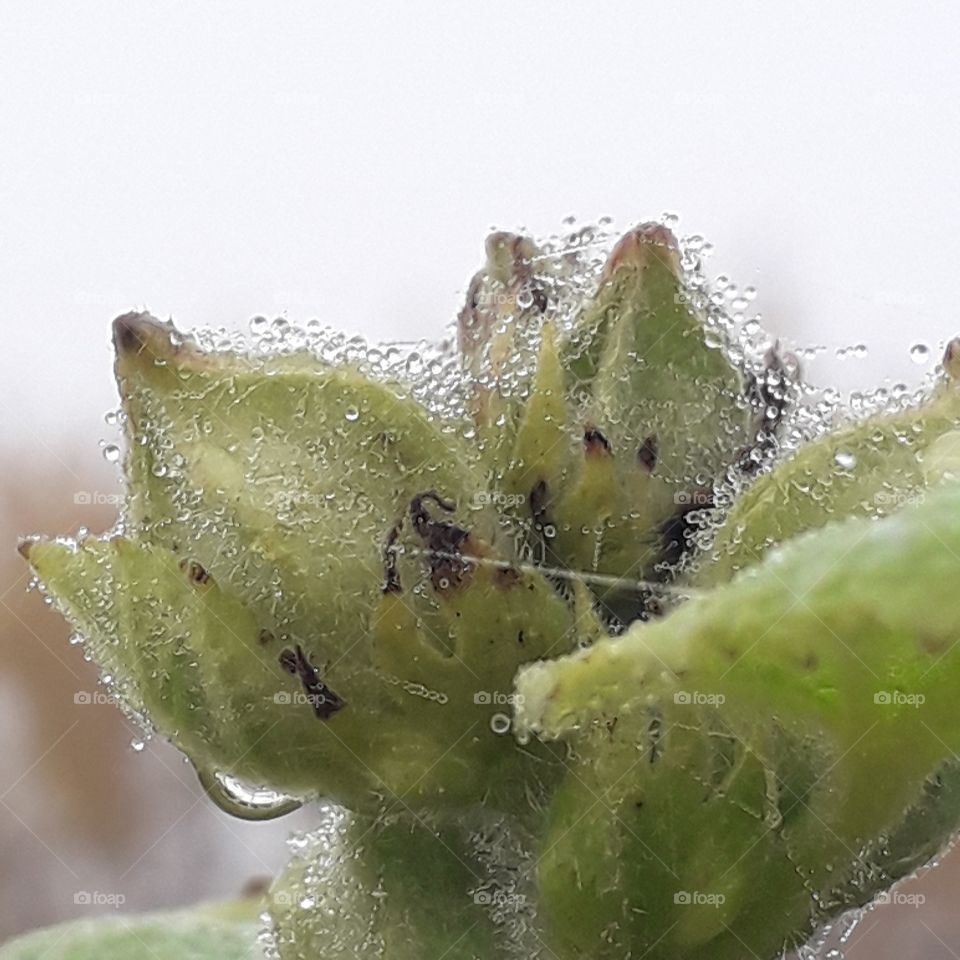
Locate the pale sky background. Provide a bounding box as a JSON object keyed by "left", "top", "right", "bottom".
{"left": 3, "top": 0, "right": 960, "bottom": 457}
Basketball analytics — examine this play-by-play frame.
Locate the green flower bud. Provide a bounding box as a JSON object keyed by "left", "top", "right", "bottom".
{"left": 267, "top": 810, "right": 531, "bottom": 960}
{"left": 516, "top": 481, "right": 960, "bottom": 958}
{"left": 545, "top": 224, "right": 789, "bottom": 619}
{"left": 458, "top": 232, "right": 547, "bottom": 469}
{"left": 23, "top": 314, "right": 579, "bottom": 814}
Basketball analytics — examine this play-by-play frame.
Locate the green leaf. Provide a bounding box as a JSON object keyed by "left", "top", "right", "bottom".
{"left": 267, "top": 811, "right": 509, "bottom": 960}
{"left": 0, "top": 904, "right": 261, "bottom": 960}
{"left": 516, "top": 480, "right": 960, "bottom": 958}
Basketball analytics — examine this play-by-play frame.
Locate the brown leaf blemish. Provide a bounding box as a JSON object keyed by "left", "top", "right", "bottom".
{"left": 278, "top": 644, "right": 345, "bottom": 720}
{"left": 583, "top": 427, "right": 611, "bottom": 457}
{"left": 179, "top": 559, "right": 211, "bottom": 586}
{"left": 409, "top": 491, "right": 474, "bottom": 591}
{"left": 637, "top": 434, "right": 658, "bottom": 473}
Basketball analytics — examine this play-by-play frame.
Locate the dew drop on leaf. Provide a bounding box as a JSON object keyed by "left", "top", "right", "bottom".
{"left": 490, "top": 713, "right": 512, "bottom": 735}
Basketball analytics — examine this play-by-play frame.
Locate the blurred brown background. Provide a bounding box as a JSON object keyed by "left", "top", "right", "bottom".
{"left": 0, "top": 449, "right": 317, "bottom": 941}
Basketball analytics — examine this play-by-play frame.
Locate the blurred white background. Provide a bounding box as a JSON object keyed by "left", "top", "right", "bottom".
{"left": 3, "top": 1, "right": 960, "bottom": 955}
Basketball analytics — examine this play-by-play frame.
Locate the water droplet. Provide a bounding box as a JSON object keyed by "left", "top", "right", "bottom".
{"left": 194, "top": 767, "right": 303, "bottom": 821}
{"left": 103, "top": 444, "right": 121, "bottom": 463}
{"left": 834, "top": 451, "right": 857, "bottom": 469}
{"left": 344, "top": 407, "right": 360, "bottom": 422}
{"left": 130, "top": 738, "right": 145, "bottom": 752}
{"left": 489, "top": 713, "right": 513, "bottom": 736}
{"left": 910, "top": 343, "right": 930, "bottom": 363}
{"left": 515, "top": 286, "right": 534, "bottom": 310}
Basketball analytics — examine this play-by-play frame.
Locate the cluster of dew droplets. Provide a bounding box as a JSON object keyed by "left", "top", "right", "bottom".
{"left": 27, "top": 460, "right": 154, "bottom": 756}
{"left": 258, "top": 805, "right": 373, "bottom": 960}
{"left": 464, "top": 810, "right": 547, "bottom": 959}
{"left": 665, "top": 211, "right": 952, "bottom": 561}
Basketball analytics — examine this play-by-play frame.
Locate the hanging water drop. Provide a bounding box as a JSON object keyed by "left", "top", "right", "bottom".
{"left": 194, "top": 766, "right": 303, "bottom": 821}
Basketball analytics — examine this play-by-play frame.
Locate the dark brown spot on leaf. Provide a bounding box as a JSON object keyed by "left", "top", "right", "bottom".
{"left": 409, "top": 491, "right": 474, "bottom": 591}
{"left": 180, "top": 559, "right": 211, "bottom": 586}
{"left": 494, "top": 565, "right": 521, "bottom": 589}
{"left": 637, "top": 434, "right": 658, "bottom": 472}
{"left": 382, "top": 524, "right": 402, "bottom": 594}
{"left": 278, "top": 644, "right": 345, "bottom": 720}
{"left": 583, "top": 427, "right": 611, "bottom": 456}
